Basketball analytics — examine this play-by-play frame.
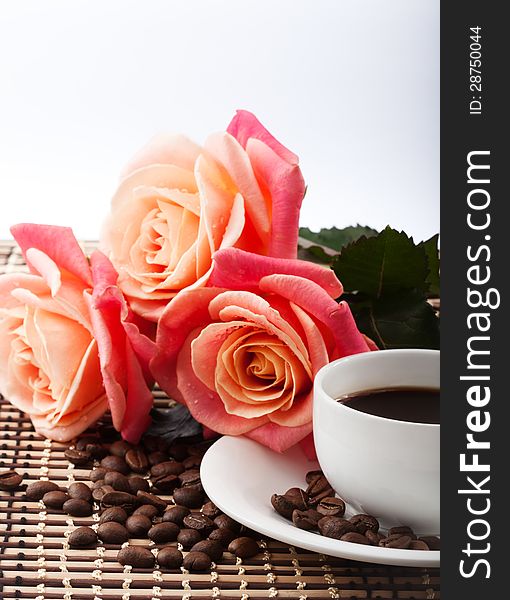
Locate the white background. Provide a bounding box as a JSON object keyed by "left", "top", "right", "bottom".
{"left": 0, "top": 0, "right": 439, "bottom": 242}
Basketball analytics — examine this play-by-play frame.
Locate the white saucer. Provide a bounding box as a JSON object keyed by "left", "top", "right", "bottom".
{"left": 201, "top": 436, "right": 440, "bottom": 567}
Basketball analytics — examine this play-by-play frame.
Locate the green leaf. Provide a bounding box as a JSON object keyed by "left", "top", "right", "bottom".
{"left": 351, "top": 292, "right": 440, "bottom": 350}
{"left": 299, "top": 225, "right": 378, "bottom": 252}
{"left": 327, "top": 226, "right": 440, "bottom": 350}
{"left": 419, "top": 234, "right": 440, "bottom": 297}
{"left": 332, "top": 227, "right": 430, "bottom": 298}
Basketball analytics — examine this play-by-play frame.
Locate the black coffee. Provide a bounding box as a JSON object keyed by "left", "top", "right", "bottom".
{"left": 338, "top": 387, "right": 439, "bottom": 424}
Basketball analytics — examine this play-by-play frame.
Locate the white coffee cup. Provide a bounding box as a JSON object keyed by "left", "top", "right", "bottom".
{"left": 313, "top": 349, "right": 439, "bottom": 535}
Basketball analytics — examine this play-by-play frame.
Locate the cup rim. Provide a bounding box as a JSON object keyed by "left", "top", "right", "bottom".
{"left": 314, "top": 349, "right": 440, "bottom": 430}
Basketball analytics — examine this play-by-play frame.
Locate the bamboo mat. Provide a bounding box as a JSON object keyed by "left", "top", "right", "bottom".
{"left": 0, "top": 240, "right": 440, "bottom": 599}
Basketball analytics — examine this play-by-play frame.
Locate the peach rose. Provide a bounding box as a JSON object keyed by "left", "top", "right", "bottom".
{"left": 0, "top": 224, "right": 155, "bottom": 442}
{"left": 100, "top": 110, "right": 306, "bottom": 321}
{"left": 151, "top": 248, "right": 373, "bottom": 452}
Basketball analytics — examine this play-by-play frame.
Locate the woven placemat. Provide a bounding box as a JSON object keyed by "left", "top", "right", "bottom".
{"left": 0, "top": 240, "right": 440, "bottom": 599}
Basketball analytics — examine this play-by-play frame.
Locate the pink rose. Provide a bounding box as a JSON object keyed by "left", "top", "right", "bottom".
{"left": 0, "top": 224, "right": 155, "bottom": 442}
{"left": 100, "top": 110, "right": 306, "bottom": 321}
{"left": 151, "top": 248, "right": 373, "bottom": 452}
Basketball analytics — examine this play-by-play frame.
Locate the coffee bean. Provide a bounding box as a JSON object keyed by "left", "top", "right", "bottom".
{"left": 109, "top": 440, "right": 133, "bottom": 458}
{"left": 151, "top": 461, "right": 184, "bottom": 478}
{"left": 365, "top": 530, "right": 384, "bottom": 546}
{"left": 213, "top": 514, "right": 241, "bottom": 532}
{"left": 292, "top": 509, "right": 321, "bottom": 530}
{"left": 76, "top": 436, "right": 98, "bottom": 451}
{"left": 388, "top": 525, "right": 415, "bottom": 538}
{"left": 100, "top": 455, "right": 130, "bottom": 475}
{"left": 92, "top": 484, "right": 114, "bottom": 502}
{"left": 270, "top": 494, "right": 298, "bottom": 520}
{"left": 99, "top": 507, "right": 128, "bottom": 525}
{"left": 157, "top": 546, "right": 183, "bottom": 569}
{"left": 125, "top": 448, "right": 149, "bottom": 474}
{"left": 178, "top": 469, "right": 200, "bottom": 487}
{"left": 307, "top": 486, "right": 335, "bottom": 507}
{"left": 228, "top": 537, "right": 259, "bottom": 559}
{"left": 419, "top": 536, "right": 440, "bottom": 550}
{"left": 208, "top": 528, "right": 237, "bottom": 546}
{"left": 305, "top": 470, "right": 323, "bottom": 484}
{"left": 104, "top": 471, "right": 131, "bottom": 493}
{"left": 42, "top": 490, "right": 68, "bottom": 509}
{"left": 173, "top": 486, "right": 204, "bottom": 508}
{"left": 92, "top": 479, "right": 105, "bottom": 489}
{"left": 191, "top": 540, "right": 223, "bottom": 563}
{"left": 90, "top": 467, "right": 108, "bottom": 482}
{"left": 0, "top": 469, "right": 23, "bottom": 491}
{"left": 98, "top": 522, "right": 129, "bottom": 544}
{"left": 128, "top": 476, "right": 150, "bottom": 495}
{"left": 284, "top": 488, "right": 308, "bottom": 510}
{"left": 177, "top": 528, "right": 203, "bottom": 549}
{"left": 125, "top": 514, "right": 153, "bottom": 537}
{"left": 85, "top": 442, "right": 108, "bottom": 460}
{"left": 151, "top": 474, "right": 180, "bottom": 493}
{"left": 68, "top": 526, "right": 97, "bottom": 548}
{"left": 101, "top": 491, "right": 137, "bottom": 512}
{"left": 201, "top": 501, "right": 221, "bottom": 519}
{"left": 306, "top": 474, "right": 331, "bottom": 497}
{"left": 148, "top": 451, "right": 168, "bottom": 466}
{"left": 68, "top": 482, "right": 92, "bottom": 503}
{"left": 25, "top": 480, "right": 59, "bottom": 501}
{"left": 63, "top": 498, "right": 93, "bottom": 517}
{"left": 341, "top": 531, "right": 371, "bottom": 545}
{"left": 410, "top": 539, "right": 430, "bottom": 550}
{"left": 317, "top": 497, "right": 346, "bottom": 517}
{"left": 350, "top": 514, "right": 379, "bottom": 534}
{"left": 183, "top": 455, "right": 202, "bottom": 469}
{"left": 379, "top": 534, "right": 413, "bottom": 549}
{"left": 318, "top": 516, "right": 356, "bottom": 540}
{"left": 132, "top": 504, "right": 159, "bottom": 519}
{"left": 183, "top": 550, "right": 211, "bottom": 571}
{"left": 148, "top": 522, "right": 180, "bottom": 544}
{"left": 64, "top": 448, "right": 91, "bottom": 466}
{"left": 162, "top": 504, "right": 190, "bottom": 525}
{"left": 117, "top": 545, "right": 155, "bottom": 568}
{"left": 136, "top": 490, "right": 167, "bottom": 514}
{"left": 183, "top": 514, "right": 214, "bottom": 535}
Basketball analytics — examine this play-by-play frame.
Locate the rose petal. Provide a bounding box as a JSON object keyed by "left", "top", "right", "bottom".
{"left": 102, "top": 164, "right": 197, "bottom": 261}
{"left": 0, "top": 273, "right": 49, "bottom": 310}
{"left": 0, "top": 311, "right": 35, "bottom": 414}
{"left": 209, "top": 248, "right": 343, "bottom": 299}
{"left": 245, "top": 420, "right": 313, "bottom": 453}
{"left": 259, "top": 274, "right": 371, "bottom": 357}
{"left": 120, "top": 134, "right": 201, "bottom": 178}
{"left": 151, "top": 287, "right": 225, "bottom": 400}
{"left": 267, "top": 304, "right": 328, "bottom": 428}
{"left": 11, "top": 224, "right": 92, "bottom": 286}
{"left": 205, "top": 131, "right": 270, "bottom": 247}
{"left": 246, "top": 137, "right": 305, "bottom": 258}
{"left": 208, "top": 291, "right": 311, "bottom": 375}
{"left": 194, "top": 154, "right": 236, "bottom": 252}
{"left": 119, "top": 338, "right": 154, "bottom": 443}
{"left": 227, "top": 110, "right": 299, "bottom": 164}
{"left": 29, "top": 394, "right": 108, "bottom": 442}
{"left": 53, "top": 339, "right": 105, "bottom": 425}
{"left": 24, "top": 307, "right": 94, "bottom": 403}
{"left": 177, "top": 328, "right": 267, "bottom": 434}
{"left": 299, "top": 432, "right": 317, "bottom": 460}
